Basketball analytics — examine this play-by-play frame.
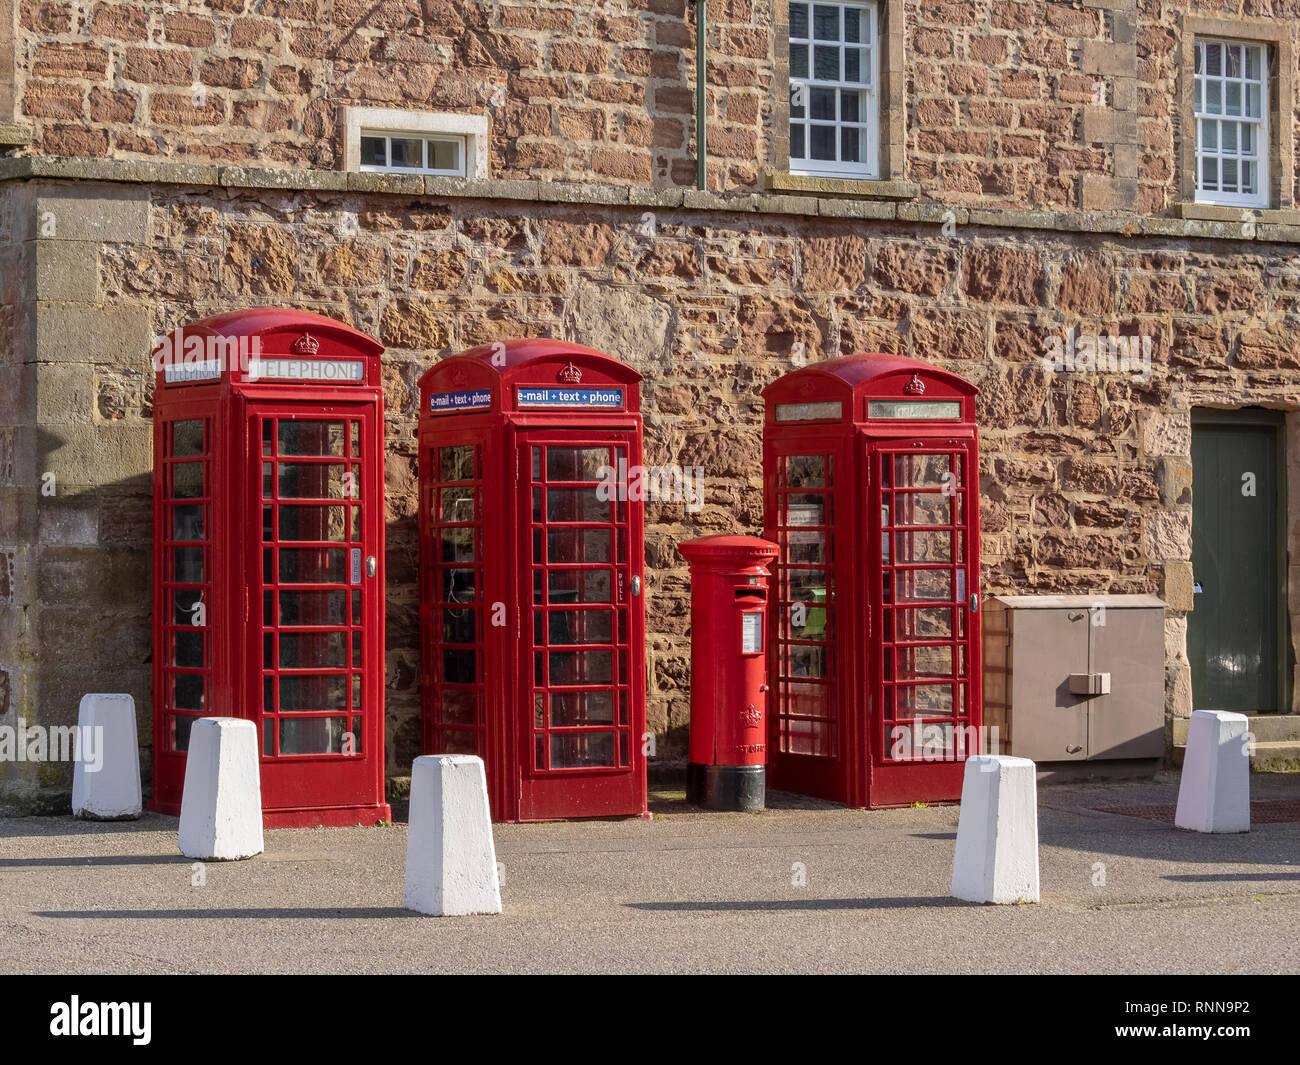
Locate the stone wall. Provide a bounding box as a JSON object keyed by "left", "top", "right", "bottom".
{"left": 3, "top": 164, "right": 1300, "bottom": 811}
{"left": 0, "top": 176, "right": 154, "bottom": 810}
{"left": 5, "top": 1, "right": 1300, "bottom": 211}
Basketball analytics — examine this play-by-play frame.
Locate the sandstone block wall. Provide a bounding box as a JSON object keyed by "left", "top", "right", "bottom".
{"left": 2, "top": 170, "right": 1298, "bottom": 810}
{"left": 4, "top": 1, "right": 1300, "bottom": 211}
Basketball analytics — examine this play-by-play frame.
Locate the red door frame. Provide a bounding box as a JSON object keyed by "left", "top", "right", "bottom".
{"left": 862, "top": 432, "right": 982, "bottom": 806}
{"left": 242, "top": 399, "right": 385, "bottom": 822}
{"left": 763, "top": 426, "right": 861, "bottom": 805}
{"left": 510, "top": 426, "right": 647, "bottom": 822}
{"left": 151, "top": 389, "right": 235, "bottom": 811}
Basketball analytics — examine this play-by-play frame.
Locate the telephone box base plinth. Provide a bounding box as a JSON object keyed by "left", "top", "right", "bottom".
{"left": 262, "top": 804, "right": 393, "bottom": 829}
{"left": 146, "top": 799, "right": 392, "bottom": 828}
{"left": 687, "top": 764, "right": 765, "bottom": 812}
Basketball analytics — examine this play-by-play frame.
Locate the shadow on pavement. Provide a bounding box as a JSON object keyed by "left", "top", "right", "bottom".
{"left": 0, "top": 855, "right": 189, "bottom": 868}
{"left": 32, "top": 907, "right": 415, "bottom": 919}
{"left": 1162, "top": 871, "right": 1300, "bottom": 882}
{"left": 627, "top": 896, "right": 971, "bottom": 912}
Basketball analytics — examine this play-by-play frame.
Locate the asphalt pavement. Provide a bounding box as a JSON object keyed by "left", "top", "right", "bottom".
{"left": 1, "top": 771, "right": 1297, "bottom": 974}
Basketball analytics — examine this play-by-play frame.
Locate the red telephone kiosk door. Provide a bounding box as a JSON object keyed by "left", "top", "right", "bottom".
{"left": 867, "top": 435, "right": 980, "bottom": 806}
{"left": 515, "top": 430, "right": 643, "bottom": 821}
{"left": 247, "top": 402, "right": 383, "bottom": 814}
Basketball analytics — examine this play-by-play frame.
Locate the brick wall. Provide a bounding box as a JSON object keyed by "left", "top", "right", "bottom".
{"left": 5, "top": 170, "right": 1300, "bottom": 812}
{"left": 9, "top": 1, "right": 1300, "bottom": 213}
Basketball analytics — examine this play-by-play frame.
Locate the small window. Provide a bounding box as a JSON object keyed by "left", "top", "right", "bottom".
{"left": 789, "top": 1, "right": 879, "bottom": 179}
{"left": 359, "top": 131, "right": 465, "bottom": 177}
{"left": 1194, "top": 37, "right": 1268, "bottom": 208}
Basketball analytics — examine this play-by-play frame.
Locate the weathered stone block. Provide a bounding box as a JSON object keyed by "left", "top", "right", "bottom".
{"left": 34, "top": 302, "right": 151, "bottom": 365}
{"left": 28, "top": 185, "right": 149, "bottom": 244}
{"left": 1081, "top": 107, "right": 1137, "bottom": 145}
{"left": 1081, "top": 41, "right": 1136, "bottom": 76}
{"left": 34, "top": 363, "right": 94, "bottom": 424}
{"left": 41, "top": 424, "right": 152, "bottom": 488}
{"left": 1161, "top": 560, "right": 1194, "bottom": 612}
{"left": 1158, "top": 456, "right": 1192, "bottom": 506}
{"left": 34, "top": 240, "right": 97, "bottom": 302}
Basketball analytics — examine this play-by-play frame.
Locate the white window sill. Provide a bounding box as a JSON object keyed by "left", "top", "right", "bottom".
{"left": 765, "top": 172, "right": 918, "bottom": 200}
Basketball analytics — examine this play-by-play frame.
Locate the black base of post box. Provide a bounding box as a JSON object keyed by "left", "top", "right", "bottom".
{"left": 686, "top": 763, "right": 765, "bottom": 812}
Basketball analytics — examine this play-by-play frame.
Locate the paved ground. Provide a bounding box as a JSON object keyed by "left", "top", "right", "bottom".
{"left": 1, "top": 771, "right": 1297, "bottom": 974}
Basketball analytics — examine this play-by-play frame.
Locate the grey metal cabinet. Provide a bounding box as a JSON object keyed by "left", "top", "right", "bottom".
{"left": 983, "top": 595, "right": 1166, "bottom": 762}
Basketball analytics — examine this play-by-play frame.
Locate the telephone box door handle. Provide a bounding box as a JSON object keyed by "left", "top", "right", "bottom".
{"left": 969, "top": 592, "right": 979, "bottom": 613}
{"left": 366, "top": 555, "right": 377, "bottom": 578}
{"left": 631, "top": 576, "right": 642, "bottom": 596}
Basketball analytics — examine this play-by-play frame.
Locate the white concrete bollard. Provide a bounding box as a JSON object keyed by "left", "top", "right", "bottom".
{"left": 1175, "top": 710, "right": 1250, "bottom": 833}
{"left": 71, "top": 693, "right": 142, "bottom": 821}
{"left": 178, "top": 718, "right": 264, "bottom": 861}
{"left": 951, "top": 755, "right": 1040, "bottom": 904}
{"left": 404, "top": 755, "right": 501, "bottom": 917}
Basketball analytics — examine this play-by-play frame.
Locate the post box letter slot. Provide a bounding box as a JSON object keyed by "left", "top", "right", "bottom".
{"left": 734, "top": 587, "right": 767, "bottom": 600}
{"left": 1068, "top": 672, "right": 1111, "bottom": 696}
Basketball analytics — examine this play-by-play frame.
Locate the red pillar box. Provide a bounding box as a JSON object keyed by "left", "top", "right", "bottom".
{"left": 679, "top": 536, "right": 778, "bottom": 811}
{"left": 149, "top": 308, "right": 391, "bottom": 828}
{"left": 417, "top": 340, "right": 648, "bottom": 822}
{"left": 762, "top": 353, "right": 982, "bottom": 809}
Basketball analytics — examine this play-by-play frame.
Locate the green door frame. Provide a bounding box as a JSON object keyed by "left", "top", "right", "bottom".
{"left": 1190, "top": 407, "right": 1290, "bottom": 713}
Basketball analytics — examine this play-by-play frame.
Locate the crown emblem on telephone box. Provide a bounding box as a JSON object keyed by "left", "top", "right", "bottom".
{"left": 558, "top": 363, "right": 583, "bottom": 384}
{"left": 291, "top": 333, "right": 319, "bottom": 356}
{"left": 903, "top": 374, "right": 926, "bottom": 395}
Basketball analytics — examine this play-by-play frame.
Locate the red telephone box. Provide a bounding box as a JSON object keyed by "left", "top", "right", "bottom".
{"left": 417, "top": 340, "right": 648, "bottom": 822}
{"left": 149, "top": 308, "right": 391, "bottom": 828}
{"left": 762, "top": 353, "right": 982, "bottom": 808}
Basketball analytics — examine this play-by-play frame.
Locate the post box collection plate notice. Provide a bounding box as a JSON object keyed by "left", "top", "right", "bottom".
{"left": 517, "top": 387, "right": 624, "bottom": 409}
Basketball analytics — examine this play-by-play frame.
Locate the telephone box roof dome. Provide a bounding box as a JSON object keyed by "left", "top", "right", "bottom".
{"left": 173, "top": 307, "right": 384, "bottom": 356}
{"left": 425, "top": 338, "right": 642, "bottom": 385}
{"left": 763, "top": 352, "right": 977, "bottom": 397}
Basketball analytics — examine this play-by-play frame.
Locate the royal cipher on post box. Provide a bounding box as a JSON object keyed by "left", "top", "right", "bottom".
{"left": 763, "top": 353, "right": 982, "bottom": 809}
{"left": 417, "top": 339, "right": 649, "bottom": 823}
{"left": 150, "top": 308, "right": 391, "bottom": 828}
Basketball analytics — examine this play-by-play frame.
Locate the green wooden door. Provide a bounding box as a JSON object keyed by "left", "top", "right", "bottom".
{"left": 1189, "top": 411, "right": 1285, "bottom": 712}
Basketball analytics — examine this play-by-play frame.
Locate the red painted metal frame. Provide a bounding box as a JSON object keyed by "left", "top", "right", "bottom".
{"left": 762, "top": 353, "right": 981, "bottom": 809}
{"left": 150, "top": 308, "right": 391, "bottom": 829}
{"left": 417, "top": 340, "right": 648, "bottom": 822}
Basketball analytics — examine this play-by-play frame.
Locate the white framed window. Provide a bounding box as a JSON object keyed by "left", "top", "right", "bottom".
{"left": 788, "top": 1, "right": 879, "bottom": 179}
{"left": 1194, "top": 37, "right": 1268, "bottom": 208}
{"left": 341, "top": 107, "right": 489, "bottom": 179}
{"left": 360, "top": 132, "right": 465, "bottom": 176}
